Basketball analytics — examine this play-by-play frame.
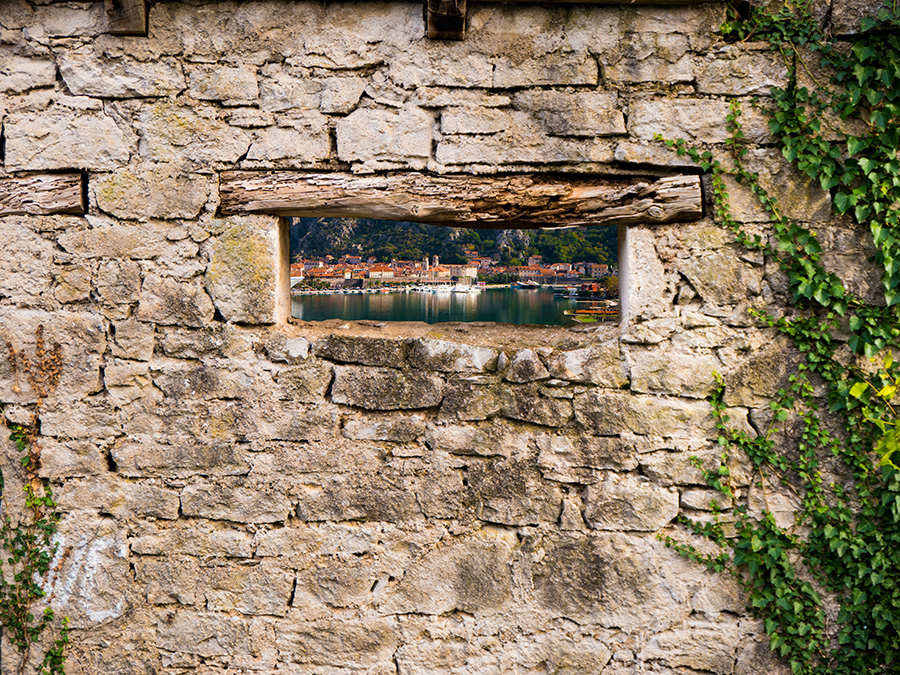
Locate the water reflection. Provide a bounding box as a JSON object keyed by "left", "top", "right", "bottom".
{"left": 291, "top": 288, "right": 580, "bottom": 326}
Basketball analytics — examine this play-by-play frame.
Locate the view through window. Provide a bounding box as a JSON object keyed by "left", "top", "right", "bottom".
{"left": 289, "top": 218, "right": 619, "bottom": 326}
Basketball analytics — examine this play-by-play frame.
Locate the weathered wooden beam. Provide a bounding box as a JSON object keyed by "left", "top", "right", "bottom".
{"left": 219, "top": 172, "right": 702, "bottom": 229}
{"left": 104, "top": 0, "right": 147, "bottom": 36}
{"left": 427, "top": 0, "right": 466, "bottom": 40}
{"left": 0, "top": 173, "right": 86, "bottom": 217}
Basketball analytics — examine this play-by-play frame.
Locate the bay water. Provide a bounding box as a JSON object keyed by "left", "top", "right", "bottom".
{"left": 291, "top": 287, "right": 579, "bottom": 325}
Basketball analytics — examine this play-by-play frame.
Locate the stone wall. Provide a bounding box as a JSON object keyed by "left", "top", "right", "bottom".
{"left": 0, "top": 1, "right": 880, "bottom": 673}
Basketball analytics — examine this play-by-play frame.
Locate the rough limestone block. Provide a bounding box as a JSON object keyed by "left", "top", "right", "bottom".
{"left": 264, "top": 333, "right": 310, "bottom": 363}
{"left": 37, "top": 439, "right": 105, "bottom": 478}
{"left": 831, "top": 0, "right": 882, "bottom": 34}
{"left": 575, "top": 390, "right": 717, "bottom": 439}
{"left": 389, "top": 49, "right": 494, "bottom": 88}
{"left": 614, "top": 141, "right": 699, "bottom": 167}
{"left": 123, "top": 391, "right": 257, "bottom": 441}
{"left": 291, "top": 558, "right": 394, "bottom": 610}
{"left": 504, "top": 349, "right": 549, "bottom": 383}
{"left": 0, "top": 309, "right": 106, "bottom": 406}
{"left": 137, "top": 274, "right": 215, "bottom": 327}
{"left": 531, "top": 533, "right": 693, "bottom": 630}
{"left": 466, "top": 462, "right": 561, "bottom": 525}
{"left": 104, "top": 358, "right": 151, "bottom": 390}
{"left": 696, "top": 45, "right": 788, "bottom": 95}
{"left": 205, "top": 562, "right": 294, "bottom": 616}
{"left": 156, "top": 611, "right": 251, "bottom": 658}
{"left": 691, "top": 570, "right": 748, "bottom": 619}
{"left": 275, "top": 620, "right": 399, "bottom": 668}
{"left": 320, "top": 76, "right": 368, "bottom": 114}
{"left": 54, "top": 263, "right": 92, "bottom": 305}
{"left": 622, "top": 3, "right": 726, "bottom": 35}
{"left": 511, "top": 90, "right": 626, "bottom": 137}
{"left": 499, "top": 383, "right": 573, "bottom": 427}
{"left": 313, "top": 335, "right": 410, "bottom": 367}
{"left": 493, "top": 52, "right": 598, "bottom": 87}
{"left": 380, "top": 529, "right": 515, "bottom": 615}
{"left": 734, "top": 639, "right": 793, "bottom": 675}
{"left": 535, "top": 433, "right": 639, "bottom": 482}
{"left": 342, "top": 414, "right": 426, "bottom": 442}
{"left": 394, "top": 633, "right": 501, "bottom": 675}
{"left": 135, "top": 556, "right": 201, "bottom": 605}
{"left": 137, "top": 101, "right": 251, "bottom": 166}
{"left": 331, "top": 365, "right": 444, "bottom": 410}
{"left": 640, "top": 447, "right": 753, "bottom": 488}
{"left": 258, "top": 68, "right": 322, "bottom": 112}
{"left": 506, "top": 633, "right": 613, "bottom": 675}
{"left": 817, "top": 221, "right": 884, "bottom": 305}
{"left": 619, "top": 226, "right": 670, "bottom": 324}
{"left": 58, "top": 220, "right": 168, "bottom": 259}
{"left": 21, "top": 3, "right": 106, "bottom": 38}
{"left": 584, "top": 473, "right": 679, "bottom": 531}
{"left": 274, "top": 361, "right": 333, "bottom": 404}
{"left": 253, "top": 434, "right": 400, "bottom": 474}
{"left": 720, "top": 148, "right": 832, "bottom": 223}
{"left": 131, "top": 527, "right": 253, "bottom": 558}
{"left": 245, "top": 116, "right": 331, "bottom": 165}
{"left": 0, "top": 53, "right": 57, "bottom": 93}
{"left": 722, "top": 335, "right": 798, "bottom": 407}
{"left": 424, "top": 422, "right": 532, "bottom": 458}
{"left": 59, "top": 49, "right": 185, "bottom": 98}
{"left": 408, "top": 338, "right": 498, "bottom": 373}
{"left": 604, "top": 33, "right": 693, "bottom": 84}
{"left": 337, "top": 107, "right": 433, "bottom": 170}
{"left": 94, "top": 259, "right": 141, "bottom": 320}
{"left": 40, "top": 396, "right": 122, "bottom": 441}
{"left": 628, "top": 346, "right": 721, "bottom": 398}
{"left": 0, "top": 217, "right": 56, "bottom": 305}
{"left": 50, "top": 516, "right": 130, "bottom": 628}
{"left": 546, "top": 342, "right": 628, "bottom": 388}
{"left": 440, "top": 107, "right": 513, "bottom": 135}
{"left": 676, "top": 250, "right": 763, "bottom": 308}
{"left": 295, "top": 474, "right": 423, "bottom": 523}
{"left": 112, "top": 439, "right": 250, "bottom": 478}
{"left": 439, "top": 375, "right": 504, "bottom": 421}
{"left": 436, "top": 124, "right": 615, "bottom": 167}
{"left": 205, "top": 215, "right": 283, "bottom": 324}
{"left": 93, "top": 164, "right": 210, "bottom": 221}
{"left": 56, "top": 477, "right": 180, "bottom": 520}
{"left": 157, "top": 323, "right": 246, "bottom": 360}
{"left": 4, "top": 108, "right": 131, "bottom": 171}
{"left": 256, "top": 399, "right": 340, "bottom": 442}
{"left": 640, "top": 620, "right": 741, "bottom": 674}
{"left": 181, "top": 483, "right": 292, "bottom": 523}
{"left": 188, "top": 64, "right": 259, "bottom": 104}
{"left": 629, "top": 98, "right": 732, "bottom": 144}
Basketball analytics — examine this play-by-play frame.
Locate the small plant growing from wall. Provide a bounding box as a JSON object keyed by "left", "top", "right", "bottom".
{"left": 1, "top": 326, "right": 69, "bottom": 675}
{"left": 658, "top": 1, "right": 900, "bottom": 673}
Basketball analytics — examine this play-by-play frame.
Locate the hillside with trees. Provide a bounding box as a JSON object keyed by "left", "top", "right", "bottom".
{"left": 290, "top": 218, "right": 617, "bottom": 266}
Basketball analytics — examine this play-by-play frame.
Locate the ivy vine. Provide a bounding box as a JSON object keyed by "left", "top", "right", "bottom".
{"left": 657, "top": 1, "right": 900, "bottom": 673}
{"left": 1, "top": 326, "right": 69, "bottom": 675}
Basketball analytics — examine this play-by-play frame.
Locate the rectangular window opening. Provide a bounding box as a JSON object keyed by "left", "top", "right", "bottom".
{"left": 288, "top": 217, "right": 621, "bottom": 328}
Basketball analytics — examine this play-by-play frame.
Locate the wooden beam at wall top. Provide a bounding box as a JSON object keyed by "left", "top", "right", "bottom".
{"left": 0, "top": 173, "right": 86, "bottom": 217}
{"left": 427, "top": 0, "right": 466, "bottom": 40}
{"left": 105, "top": 0, "right": 147, "bottom": 36}
{"left": 219, "top": 172, "right": 702, "bottom": 229}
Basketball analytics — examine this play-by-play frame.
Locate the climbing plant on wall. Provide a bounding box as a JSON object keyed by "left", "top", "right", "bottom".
{"left": 1, "top": 327, "right": 69, "bottom": 675}
{"left": 658, "top": 1, "right": 900, "bottom": 673}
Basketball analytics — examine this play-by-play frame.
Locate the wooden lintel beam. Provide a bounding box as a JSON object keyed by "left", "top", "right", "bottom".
{"left": 219, "top": 172, "right": 702, "bottom": 229}
{"left": 104, "top": 0, "right": 147, "bottom": 36}
{"left": 0, "top": 173, "right": 85, "bottom": 217}
{"left": 427, "top": 0, "right": 467, "bottom": 40}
